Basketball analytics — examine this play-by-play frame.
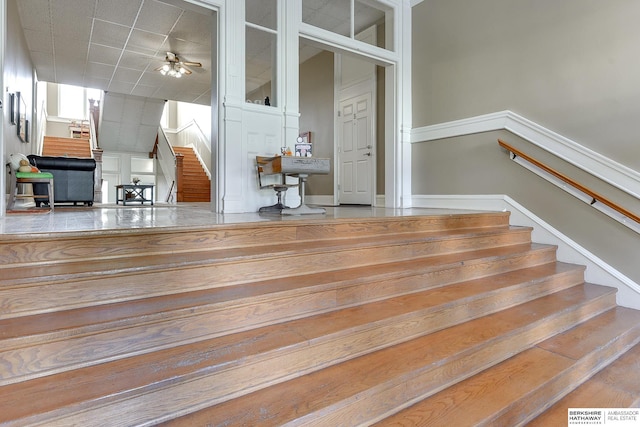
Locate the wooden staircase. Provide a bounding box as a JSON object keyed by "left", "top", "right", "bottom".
{"left": 173, "top": 146, "right": 211, "bottom": 202}
{"left": 42, "top": 136, "right": 92, "bottom": 158}
{"left": 0, "top": 212, "right": 638, "bottom": 426}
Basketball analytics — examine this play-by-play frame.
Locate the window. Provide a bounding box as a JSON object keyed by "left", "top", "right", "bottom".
{"left": 245, "top": 0, "right": 278, "bottom": 107}
{"left": 131, "top": 156, "right": 156, "bottom": 185}
{"left": 302, "top": 0, "right": 393, "bottom": 51}
{"left": 58, "top": 84, "right": 102, "bottom": 120}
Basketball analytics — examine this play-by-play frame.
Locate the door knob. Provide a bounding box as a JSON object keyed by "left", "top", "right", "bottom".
{"left": 364, "top": 152, "right": 372, "bottom": 156}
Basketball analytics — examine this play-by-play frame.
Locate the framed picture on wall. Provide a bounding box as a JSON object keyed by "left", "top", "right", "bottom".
{"left": 9, "top": 93, "right": 16, "bottom": 125}
{"left": 16, "top": 92, "right": 27, "bottom": 143}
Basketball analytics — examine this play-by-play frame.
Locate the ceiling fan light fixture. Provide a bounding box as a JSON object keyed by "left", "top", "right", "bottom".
{"left": 156, "top": 52, "right": 201, "bottom": 78}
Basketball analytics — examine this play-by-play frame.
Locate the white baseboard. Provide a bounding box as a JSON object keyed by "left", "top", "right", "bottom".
{"left": 413, "top": 194, "right": 640, "bottom": 310}
{"left": 411, "top": 110, "right": 640, "bottom": 199}
{"left": 304, "top": 195, "right": 386, "bottom": 207}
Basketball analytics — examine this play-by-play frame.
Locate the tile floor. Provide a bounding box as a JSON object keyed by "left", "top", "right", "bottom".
{"left": 0, "top": 203, "right": 479, "bottom": 235}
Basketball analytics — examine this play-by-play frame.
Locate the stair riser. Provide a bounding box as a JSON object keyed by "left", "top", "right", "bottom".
{"left": 494, "top": 323, "right": 640, "bottom": 426}
{"left": 290, "top": 292, "right": 617, "bottom": 427}
{"left": 0, "top": 265, "right": 581, "bottom": 386}
{"left": 0, "top": 214, "right": 511, "bottom": 267}
{"left": 30, "top": 288, "right": 615, "bottom": 426}
{"left": 0, "top": 235, "right": 538, "bottom": 318}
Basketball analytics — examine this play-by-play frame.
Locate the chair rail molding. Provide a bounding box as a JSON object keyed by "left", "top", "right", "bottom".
{"left": 412, "top": 194, "right": 640, "bottom": 311}
{"left": 411, "top": 110, "right": 640, "bottom": 200}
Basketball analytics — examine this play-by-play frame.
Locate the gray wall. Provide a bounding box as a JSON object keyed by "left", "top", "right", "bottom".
{"left": 299, "top": 51, "right": 334, "bottom": 196}
{"left": 412, "top": 0, "right": 640, "bottom": 171}
{"left": 4, "top": 0, "right": 35, "bottom": 158}
{"left": 411, "top": 0, "right": 640, "bottom": 301}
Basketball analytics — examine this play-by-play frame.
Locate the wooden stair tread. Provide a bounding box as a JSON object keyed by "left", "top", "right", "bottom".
{"left": 42, "top": 136, "right": 92, "bottom": 158}
{"left": 174, "top": 146, "right": 210, "bottom": 202}
{"left": 528, "top": 340, "right": 640, "bottom": 426}
{"left": 0, "top": 212, "right": 511, "bottom": 262}
{"left": 2, "top": 212, "right": 637, "bottom": 425}
{"left": 1, "top": 284, "right": 615, "bottom": 425}
{"left": 155, "top": 284, "right": 616, "bottom": 427}
{"left": 1, "top": 252, "right": 574, "bottom": 344}
{"left": 0, "top": 226, "right": 530, "bottom": 286}
{"left": 0, "top": 243, "right": 558, "bottom": 320}
{"left": 0, "top": 261, "right": 582, "bottom": 387}
{"left": 376, "top": 307, "right": 640, "bottom": 426}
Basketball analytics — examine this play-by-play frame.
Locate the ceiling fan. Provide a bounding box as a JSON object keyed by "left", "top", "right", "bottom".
{"left": 156, "top": 52, "right": 202, "bottom": 78}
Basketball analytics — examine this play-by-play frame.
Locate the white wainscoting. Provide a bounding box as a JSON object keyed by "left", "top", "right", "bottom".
{"left": 413, "top": 194, "right": 640, "bottom": 310}
{"left": 411, "top": 110, "right": 640, "bottom": 200}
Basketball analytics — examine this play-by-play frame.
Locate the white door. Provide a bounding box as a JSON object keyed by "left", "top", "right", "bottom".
{"left": 339, "top": 93, "right": 373, "bottom": 205}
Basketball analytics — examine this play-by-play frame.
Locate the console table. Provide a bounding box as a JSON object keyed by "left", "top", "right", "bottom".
{"left": 116, "top": 184, "right": 155, "bottom": 205}
{"left": 258, "top": 156, "right": 330, "bottom": 215}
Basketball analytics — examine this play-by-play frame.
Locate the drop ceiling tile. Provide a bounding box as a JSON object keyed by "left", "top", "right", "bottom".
{"left": 17, "top": 0, "right": 51, "bottom": 30}
{"left": 88, "top": 44, "right": 123, "bottom": 65}
{"left": 51, "top": 14, "right": 92, "bottom": 41}
{"left": 137, "top": 70, "right": 166, "bottom": 87}
{"left": 86, "top": 62, "right": 115, "bottom": 80}
{"left": 102, "top": 95, "right": 126, "bottom": 122}
{"left": 53, "top": 36, "right": 90, "bottom": 60}
{"left": 119, "top": 50, "right": 154, "bottom": 71}
{"left": 126, "top": 29, "right": 167, "bottom": 56}
{"left": 97, "top": 123, "right": 120, "bottom": 148}
{"left": 136, "top": 0, "right": 182, "bottom": 34}
{"left": 113, "top": 67, "right": 143, "bottom": 84}
{"left": 96, "top": 0, "right": 143, "bottom": 27}
{"left": 121, "top": 101, "right": 144, "bottom": 124}
{"left": 108, "top": 80, "right": 136, "bottom": 94}
{"left": 84, "top": 77, "right": 111, "bottom": 91}
{"left": 56, "top": 66, "right": 85, "bottom": 85}
{"left": 30, "top": 51, "right": 55, "bottom": 69}
{"left": 171, "top": 10, "right": 213, "bottom": 46}
{"left": 23, "top": 29, "right": 54, "bottom": 54}
{"left": 91, "top": 19, "right": 131, "bottom": 49}
{"left": 52, "top": 0, "right": 95, "bottom": 20}
{"left": 131, "top": 84, "right": 159, "bottom": 98}
{"left": 141, "top": 99, "right": 165, "bottom": 124}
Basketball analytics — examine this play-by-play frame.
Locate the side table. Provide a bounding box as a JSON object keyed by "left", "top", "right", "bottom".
{"left": 116, "top": 184, "right": 155, "bottom": 205}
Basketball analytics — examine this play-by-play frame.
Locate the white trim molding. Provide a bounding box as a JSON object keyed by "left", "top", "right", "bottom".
{"left": 412, "top": 194, "right": 640, "bottom": 311}
{"left": 411, "top": 110, "right": 640, "bottom": 200}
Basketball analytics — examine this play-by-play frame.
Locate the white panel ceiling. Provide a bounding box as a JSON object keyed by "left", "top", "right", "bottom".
{"left": 16, "top": 0, "right": 214, "bottom": 106}
{"left": 100, "top": 92, "right": 166, "bottom": 153}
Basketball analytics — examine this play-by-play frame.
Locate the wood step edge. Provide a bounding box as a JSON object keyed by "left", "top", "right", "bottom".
{"left": 528, "top": 336, "right": 640, "bottom": 426}
{"left": 0, "top": 244, "right": 559, "bottom": 319}
{"left": 0, "top": 262, "right": 584, "bottom": 385}
{"left": 377, "top": 306, "right": 640, "bottom": 426}
{"left": 0, "top": 283, "right": 612, "bottom": 425}
{"left": 0, "top": 224, "right": 527, "bottom": 268}
{"left": 0, "top": 218, "right": 516, "bottom": 267}
{"left": 0, "top": 227, "right": 535, "bottom": 288}
{"left": 1, "top": 260, "right": 583, "bottom": 347}
{"left": 105, "top": 284, "right": 616, "bottom": 427}
{"left": 502, "top": 306, "right": 640, "bottom": 426}
{"left": 0, "top": 211, "right": 512, "bottom": 244}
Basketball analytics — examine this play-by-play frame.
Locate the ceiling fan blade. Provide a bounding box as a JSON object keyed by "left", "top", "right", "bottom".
{"left": 180, "top": 65, "right": 193, "bottom": 75}
{"left": 181, "top": 61, "right": 202, "bottom": 67}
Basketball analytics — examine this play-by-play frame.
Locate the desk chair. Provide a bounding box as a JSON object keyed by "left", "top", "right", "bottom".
{"left": 256, "top": 156, "right": 298, "bottom": 213}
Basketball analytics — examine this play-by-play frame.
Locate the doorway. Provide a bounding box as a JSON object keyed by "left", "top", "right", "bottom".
{"left": 338, "top": 92, "right": 374, "bottom": 205}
